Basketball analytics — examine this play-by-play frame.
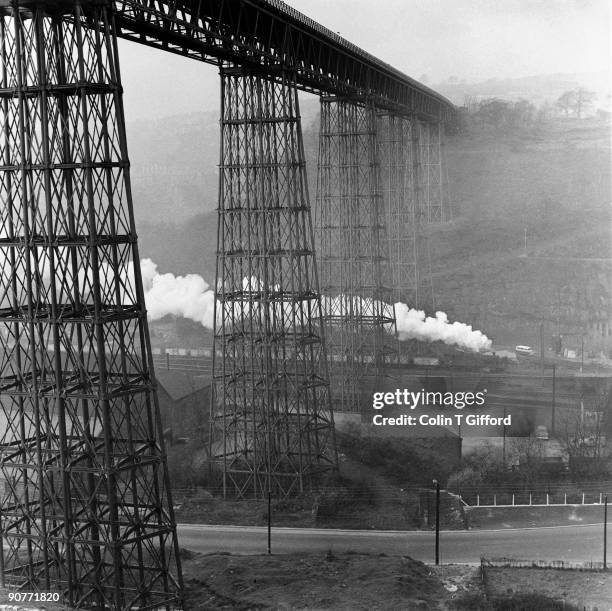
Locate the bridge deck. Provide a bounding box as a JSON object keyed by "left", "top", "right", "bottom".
{"left": 112, "top": 0, "right": 454, "bottom": 121}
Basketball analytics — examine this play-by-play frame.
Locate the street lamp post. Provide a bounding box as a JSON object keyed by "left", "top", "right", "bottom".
{"left": 267, "top": 491, "right": 272, "bottom": 554}
{"left": 433, "top": 479, "right": 440, "bottom": 565}
{"left": 502, "top": 406, "right": 507, "bottom": 466}
{"left": 604, "top": 494, "right": 608, "bottom": 571}
{"left": 551, "top": 364, "right": 556, "bottom": 435}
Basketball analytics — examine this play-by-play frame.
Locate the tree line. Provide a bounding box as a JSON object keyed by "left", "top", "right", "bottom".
{"left": 450, "top": 87, "right": 599, "bottom": 135}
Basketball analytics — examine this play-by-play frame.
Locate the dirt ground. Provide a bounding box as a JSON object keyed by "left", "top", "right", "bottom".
{"left": 181, "top": 552, "right": 612, "bottom": 610}
{"left": 484, "top": 567, "right": 612, "bottom": 610}
{"left": 1, "top": 555, "right": 611, "bottom": 609}
{"left": 181, "top": 551, "right": 477, "bottom": 610}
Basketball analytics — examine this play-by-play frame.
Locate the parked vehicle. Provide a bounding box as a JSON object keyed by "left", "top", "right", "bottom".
{"left": 515, "top": 345, "right": 535, "bottom": 356}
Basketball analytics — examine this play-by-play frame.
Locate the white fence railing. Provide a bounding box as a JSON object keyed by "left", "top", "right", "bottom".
{"left": 460, "top": 490, "right": 611, "bottom": 507}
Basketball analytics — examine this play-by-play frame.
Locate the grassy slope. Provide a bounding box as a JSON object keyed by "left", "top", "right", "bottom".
{"left": 437, "top": 118, "right": 611, "bottom": 349}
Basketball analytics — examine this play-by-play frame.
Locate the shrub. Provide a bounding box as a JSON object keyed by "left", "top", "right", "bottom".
{"left": 447, "top": 466, "right": 484, "bottom": 491}
{"left": 488, "top": 592, "right": 580, "bottom": 610}
{"left": 337, "top": 431, "right": 453, "bottom": 486}
{"left": 315, "top": 476, "right": 375, "bottom": 517}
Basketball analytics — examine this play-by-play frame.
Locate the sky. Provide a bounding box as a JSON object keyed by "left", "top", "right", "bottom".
{"left": 118, "top": 0, "right": 611, "bottom": 120}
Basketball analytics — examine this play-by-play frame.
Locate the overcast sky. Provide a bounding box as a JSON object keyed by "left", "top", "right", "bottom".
{"left": 119, "top": 0, "right": 611, "bottom": 120}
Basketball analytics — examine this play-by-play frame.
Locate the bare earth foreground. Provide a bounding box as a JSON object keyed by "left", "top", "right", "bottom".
{"left": 181, "top": 552, "right": 477, "bottom": 610}
{"left": 484, "top": 567, "right": 612, "bottom": 610}
{"left": 1, "top": 552, "right": 611, "bottom": 609}
{"left": 180, "top": 551, "right": 612, "bottom": 610}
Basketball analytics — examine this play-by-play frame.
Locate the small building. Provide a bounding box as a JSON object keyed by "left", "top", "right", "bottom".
{"left": 155, "top": 370, "right": 211, "bottom": 445}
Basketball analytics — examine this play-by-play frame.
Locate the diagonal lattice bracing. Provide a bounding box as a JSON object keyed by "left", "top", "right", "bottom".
{"left": 378, "top": 113, "right": 442, "bottom": 360}
{"left": 316, "top": 97, "right": 397, "bottom": 414}
{"left": 419, "top": 120, "right": 452, "bottom": 225}
{"left": 0, "top": 2, "right": 183, "bottom": 608}
{"left": 438, "top": 121, "right": 453, "bottom": 224}
{"left": 210, "top": 66, "right": 337, "bottom": 500}
{"left": 378, "top": 113, "right": 439, "bottom": 311}
{"left": 377, "top": 114, "right": 421, "bottom": 307}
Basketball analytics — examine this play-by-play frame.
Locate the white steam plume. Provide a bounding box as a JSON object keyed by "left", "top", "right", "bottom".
{"left": 139, "top": 258, "right": 216, "bottom": 329}
{"left": 9, "top": 255, "right": 491, "bottom": 353}
{"left": 393, "top": 303, "right": 492, "bottom": 352}
{"left": 137, "top": 259, "right": 492, "bottom": 353}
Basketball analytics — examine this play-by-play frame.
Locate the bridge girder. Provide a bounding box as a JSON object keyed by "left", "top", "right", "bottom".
{"left": 111, "top": 0, "right": 454, "bottom": 122}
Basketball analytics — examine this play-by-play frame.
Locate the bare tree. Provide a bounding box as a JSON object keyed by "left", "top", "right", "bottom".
{"left": 474, "top": 98, "right": 512, "bottom": 131}
{"left": 556, "top": 88, "right": 596, "bottom": 118}
{"left": 463, "top": 94, "right": 479, "bottom": 114}
{"left": 536, "top": 101, "right": 554, "bottom": 125}
{"left": 556, "top": 90, "right": 575, "bottom": 117}
{"left": 471, "top": 98, "right": 536, "bottom": 134}
{"left": 572, "top": 88, "right": 596, "bottom": 118}
{"left": 558, "top": 391, "right": 609, "bottom": 480}
{"left": 509, "top": 437, "right": 545, "bottom": 486}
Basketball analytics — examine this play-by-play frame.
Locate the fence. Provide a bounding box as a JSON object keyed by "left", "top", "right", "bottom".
{"left": 152, "top": 351, "right": 212, "bottom": 375}
{"left": 453, "top": 482, "right": 612, "bottom": 507}
{"left": 481, "top": 557, "right": 607, "bottom": 572}
{"left": 479, "top": 557, "right": 609, "bottom": 611}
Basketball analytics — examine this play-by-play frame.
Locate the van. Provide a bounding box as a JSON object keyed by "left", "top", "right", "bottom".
{"left": 515, "top": 345, "right": 535, "bottom": 356}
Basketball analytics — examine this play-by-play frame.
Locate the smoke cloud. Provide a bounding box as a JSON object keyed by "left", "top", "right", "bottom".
{"left": 6, "top": 255, "right": 492, "bottom": 352}
{"left": 139, "top": 258, "right": 216, "bottom": 329}
{"left": 137, "top": 259, "right": 492, "bottom": 353}
{"left": 0, "top": 253, "right": 491, "bottom": 353}
{"left": 393, "top": 302, "right": 492, "bottom": 352}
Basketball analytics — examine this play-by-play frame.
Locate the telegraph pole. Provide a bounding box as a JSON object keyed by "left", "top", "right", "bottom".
{"left": 540, "top": 320, "right": 545, "bottom": 372}
{"left": 551, "top": 364, "right": 556, "bottom": 434}
{"left": 604, "top": 494, "right": 608, "bottom": 571}
{"left": 433, "top": 480, "right": 441, "bottom": 565}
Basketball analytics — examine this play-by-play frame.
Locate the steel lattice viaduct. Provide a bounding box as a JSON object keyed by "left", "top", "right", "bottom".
{"left": 0, "top": 0, "right": 454, "bottom": 607}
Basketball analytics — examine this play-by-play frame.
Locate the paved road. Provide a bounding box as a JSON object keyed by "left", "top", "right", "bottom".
{"left": 177, "top": 523, "right": 606, "bottom": 564}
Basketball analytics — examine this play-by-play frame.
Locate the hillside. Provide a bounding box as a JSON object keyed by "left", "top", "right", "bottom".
{"left": 128, "top": 97, "right": 321, "bottom": 223}
{"left": 128, "top": 112, "right": 219, "bottom": 223}
{"left": 436, "top": 117, "right": 611, "bottom": 353}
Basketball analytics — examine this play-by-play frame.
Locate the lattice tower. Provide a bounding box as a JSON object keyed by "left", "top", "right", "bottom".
{"left": 210, "top": 66, "right": 337, "bottom": 499}
{"left": 316, "top": 97, "right": 396, "bottom": 414}
{"left": 420, "top": 120, "right": 453, "bottom": 225}
{"left": 0, "top": 2, "right": 183, "bottom": 608}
